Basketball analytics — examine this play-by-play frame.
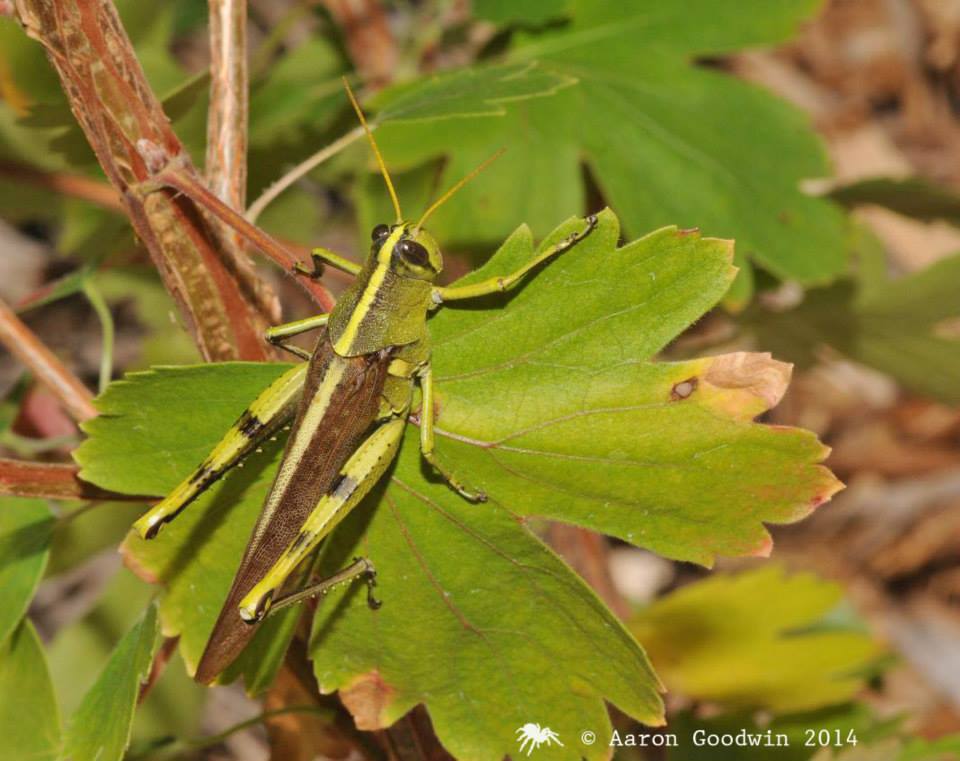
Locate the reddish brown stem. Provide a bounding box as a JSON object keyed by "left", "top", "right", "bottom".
{"left": 0, "top": 458, "right": 148, "bottom": 501}
{"left": 155, "top": 166, "right": 336, "bottom": 311}
{"left": 12, "top": 0, "right": 274, "bottom": 362}
{"left": 207, "top": 0, "right": 248, "bottom": 213}
{"left": 0, "top": 159, "right": 349, "bottom": 297}
{"left": 138, "top": 636, "right": 179, "bottom": 704}
{"left": 0, "top": 297, "right": 97, "bottom": 422}
{"left": 206, "top": 0, "right": 260, "bottom": 305}
{"left": 0, "top": 160, "right": 124, "bottom": 213}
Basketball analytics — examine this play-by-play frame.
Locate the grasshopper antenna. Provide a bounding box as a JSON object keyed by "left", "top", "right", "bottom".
{"left": 343, "top": 77, "right": 403, "bottom": 224}
{"left": 416, "top": 148, "right": 506, "bottom": 231}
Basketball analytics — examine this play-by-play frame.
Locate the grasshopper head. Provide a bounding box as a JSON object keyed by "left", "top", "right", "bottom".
{"left": 370, "top": 222, "right": 443, "bottom": 282}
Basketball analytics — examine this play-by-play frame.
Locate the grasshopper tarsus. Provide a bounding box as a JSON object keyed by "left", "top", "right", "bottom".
{"left": 350, "top": 556, "right": 382, "bottom": 610}
{"left": 293, "top": 260, "right": 324, "bottom": 281}
{"left": 364, "top": 568, "right": 382, "bottom": 610}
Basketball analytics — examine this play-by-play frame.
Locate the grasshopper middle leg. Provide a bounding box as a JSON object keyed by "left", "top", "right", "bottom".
{"left": 417, "top": 363, "right": 486, "bottom": 502}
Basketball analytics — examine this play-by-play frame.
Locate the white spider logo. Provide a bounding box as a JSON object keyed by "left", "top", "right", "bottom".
{"left": 515, "top": 723, "right": 564, "bottom": 755}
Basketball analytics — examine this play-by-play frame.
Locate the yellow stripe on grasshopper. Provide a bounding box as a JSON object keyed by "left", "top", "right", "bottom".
{"left": 332, "top": 226, "right": 404, "bottom": 357}
{"left": 134, "top": 363, "right": 308, "bottom": 540}
{"left": 238, "top": 415, "right": 406, "bottom": 623}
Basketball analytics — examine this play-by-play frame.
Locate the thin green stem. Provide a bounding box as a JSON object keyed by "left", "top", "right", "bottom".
{"left": 0, "top": 430, "right": 78, "bottom": 456}
{"left": 245, "top": 124, "right": 367, "bottom": 223}
{"left": 82, "top": 280, "right": 114, "bottom": 394}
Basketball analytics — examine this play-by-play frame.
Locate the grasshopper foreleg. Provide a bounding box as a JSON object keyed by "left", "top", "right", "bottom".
{"left": 294, "top": 247, "right": 362, "bottom": 280}
{"left": 431, "top": 213, "right": 598, "bottom": 305}
{"left": 134, "top": 363, "right": 308, "bottom": 540}
{"left": 266, "top": 314, "right": 329, "bottom": 360}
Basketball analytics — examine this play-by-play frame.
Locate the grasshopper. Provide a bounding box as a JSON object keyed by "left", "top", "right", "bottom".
{"left": 134, "top": 84, "right": 598, "bottom": 683}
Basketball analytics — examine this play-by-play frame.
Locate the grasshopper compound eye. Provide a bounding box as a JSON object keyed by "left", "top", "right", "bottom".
{"left": 371, "top": 223, "right": 390, "bottom": 242}
{"left": 396, "top": 238, "right": 430, "bottom": 267}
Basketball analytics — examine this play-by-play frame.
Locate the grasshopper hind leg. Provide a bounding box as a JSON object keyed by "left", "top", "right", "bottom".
{"left": 238, "top": 416, "right": 406, "bottom": 622}
{"left": 134, "top": 363, "right": 309, "bottom": 540}
{"left": 255, "top": 556, "right": 381, "bottom": 625}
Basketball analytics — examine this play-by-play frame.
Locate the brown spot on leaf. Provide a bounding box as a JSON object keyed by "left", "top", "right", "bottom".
{"left": 677, "top": 226, "right": 700, "bottom": 236}
{"left": 340, "top": 670, "right": 396, "bottom": 730}
{"left": 671, "top": 377, "right": 699, "bottom": 400}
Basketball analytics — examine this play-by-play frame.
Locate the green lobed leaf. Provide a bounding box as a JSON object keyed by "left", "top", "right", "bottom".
{"left": 62, "top": 603, "right": 161, "bottom": 761}
{"left": 309, "top": 448, "right": 662, "bottom": 761}
{"left": 77, "top": 212, "right": 839, "bottom": 759}
{"left": 0, "top": 497, "right": 54, "bottom": 645}
{"left": 428, "top": 212, "right": 839, "bottom": 564}
{"left": 364, "top": 0, "right": 846, "bottom": 301}
{"left": 373, "top": 61, "right": 576, "bottom": 123}
{"left": 632, "top": 566, "right": 883, "bottom": 714}
{"left": 0, "top": 621, "right": 61, "bottom": 761}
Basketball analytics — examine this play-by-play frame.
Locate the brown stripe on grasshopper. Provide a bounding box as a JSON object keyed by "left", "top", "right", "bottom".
{"left": 194, "top": 337, "right": 392, "bottom": 683}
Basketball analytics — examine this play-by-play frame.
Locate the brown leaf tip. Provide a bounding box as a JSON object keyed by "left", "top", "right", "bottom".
{"left": 671, "top": 377, "right": 699, "bottom": 401}
{"left": 704, "top": 352, "right": 792, "bottom": 412}
{"left": 677, "top": 227, "right": 700, "bottom": 236}
{"left": 120, "top": 534, "right": 162, "bottom": 585}
{"left": 340, "top": 669, "right": 396, "bottom": 730}
{"left": 750, "top": 533, "right": 774, "bottom": 558}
